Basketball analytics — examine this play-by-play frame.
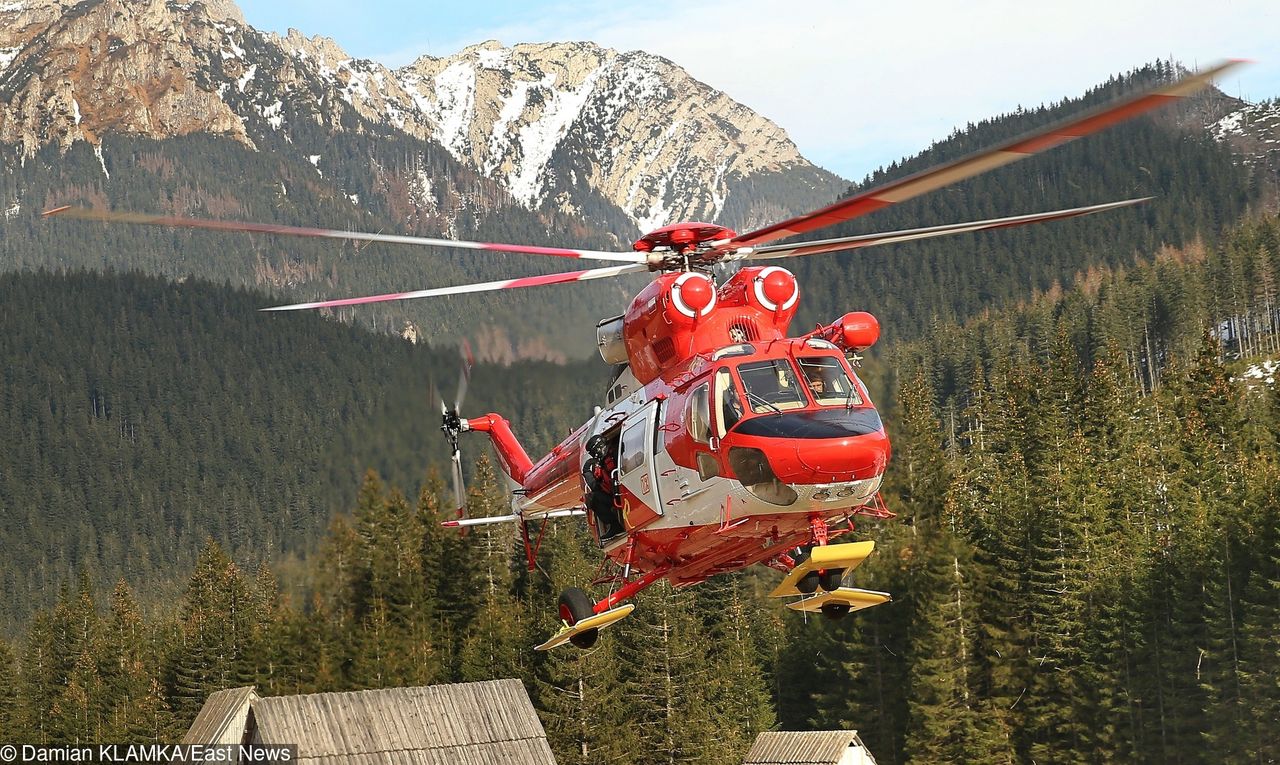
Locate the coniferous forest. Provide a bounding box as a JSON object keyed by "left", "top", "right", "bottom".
{"left": 2, "top": 207, "right": 1277, "bottom": 762}
{"left": 1, "top": 57, "right": 1278, "bottom": 764}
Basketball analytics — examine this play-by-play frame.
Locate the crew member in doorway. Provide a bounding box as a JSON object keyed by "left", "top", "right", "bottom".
{"left": 584, "top": 435, "right": 625, "bottom": 542}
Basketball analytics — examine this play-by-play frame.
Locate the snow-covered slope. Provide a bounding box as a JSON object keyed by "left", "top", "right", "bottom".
{"left": 0, "top": 0, "right": 844, "bottom": 234}
{"left": 1212, "top": 99, "right": 1280, "bottom": 170}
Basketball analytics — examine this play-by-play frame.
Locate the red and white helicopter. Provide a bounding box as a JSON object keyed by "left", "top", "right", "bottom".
{"left": 47, "top": 61, "right": 1240, "bottom": 649}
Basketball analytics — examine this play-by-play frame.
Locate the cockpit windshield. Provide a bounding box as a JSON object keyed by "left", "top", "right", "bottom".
{"left": 797, "top": 356, "right": 862, "bottom": 407}
{"left": 737, "top": 359, "right": 808, "bottom": 413}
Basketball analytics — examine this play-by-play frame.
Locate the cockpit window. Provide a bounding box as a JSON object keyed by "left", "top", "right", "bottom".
{"left": 687, "top": 383, "right": 710, "bottom": 444}
{"left": 714, "top": 368, "right": 743, "bottom": 438}
{"left": 712, "top": 343, "right": 755, "bottom": 360}
{"left": 798, "top": 356, "right": 862, "bottom": 407}
{"left": 737, "top": 359, "right": 807, "bottom": 413}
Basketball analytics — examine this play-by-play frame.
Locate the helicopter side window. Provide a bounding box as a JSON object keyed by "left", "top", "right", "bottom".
{"left": 798, "top": 356, "right": 862, "bottom": 407}
{"left": 714, "top": 368, "right": 743, "bottom": 438}
{"left": 737, "top": 359, "right": 807, "bottom": 413}
{"left": 686, "top": 383, "right": 711, "bottom": 444}
{"left": 619, "top": 421, "right": 647, "bottom": 475}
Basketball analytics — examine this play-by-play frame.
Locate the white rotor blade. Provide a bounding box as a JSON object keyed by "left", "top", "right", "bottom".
{"left": 744, "top": 198, "right": 1151, "bottom": 260}
{"left": 441, "top": 509, "right": 587, "bottom": 528}
{"left": 42, "top": 206, "right": 646, "bottom": 264}
{"left": 720, "top": 60, "right": 1245, "bottom": 252}
{"left": 454, "top": 340, "right": 474, "bottom": 414}
{"left": 260, "top": 263, "right": 649, "bottom": 311}
{"left": 451, "top": 450, "right": 466, "bottom": 517}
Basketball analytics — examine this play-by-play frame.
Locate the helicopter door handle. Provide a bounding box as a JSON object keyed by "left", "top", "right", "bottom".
{"left": 709, "top": 437, "right": 720, "bottom": 452}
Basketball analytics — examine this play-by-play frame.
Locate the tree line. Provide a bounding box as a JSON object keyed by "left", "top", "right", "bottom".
{"left": 2, "top": 213, "right": 1278, "bottom": 762}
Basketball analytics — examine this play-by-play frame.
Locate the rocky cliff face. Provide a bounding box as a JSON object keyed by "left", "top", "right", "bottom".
{"left": 0, "top": 0, "right": 254, "bottom": 156}
{"left": 387, "top": 40, "right": 837, "bottom": 231}
{"left": 0, "top": 0, "right": 844, "bottom": 234}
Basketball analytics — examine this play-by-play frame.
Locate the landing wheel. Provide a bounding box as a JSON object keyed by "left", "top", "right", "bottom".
{"left": 821, "top": 603, "right": 851, "bottom": 621}
{"left": 570, "top": 629, "right": 600, "bottom": 649}
{"left": 558, "top": 588, "right": 599, "bottom": 650}
{"left": 558, "top": 587, "right": 594, "bottom": 625}
{"left": 819, "top": 568, "right": 845, "bottom": 592}
{"left": 797, "top": 570, "right": 821, "bottom": 594}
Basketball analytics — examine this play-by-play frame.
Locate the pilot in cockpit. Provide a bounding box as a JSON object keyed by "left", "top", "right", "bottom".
{"left": 804, "top": 368, "right": 827, "bottom": 397}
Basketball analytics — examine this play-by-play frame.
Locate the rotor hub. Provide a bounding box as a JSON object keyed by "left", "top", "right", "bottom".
{"left": 633, "top": 221, "right": 737, "bottom": 254}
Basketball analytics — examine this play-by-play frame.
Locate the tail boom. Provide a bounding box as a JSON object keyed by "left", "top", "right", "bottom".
{"left": 465, "top": 414, "right": 588, "bottom": 514}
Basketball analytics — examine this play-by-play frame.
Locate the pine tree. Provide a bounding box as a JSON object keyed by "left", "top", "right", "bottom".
{"left": 0, "top": 639, "right": 18, "bottom": 740}
{"left": 1236, "top": 458, "right": 1280, "bottom": 761}
{"left": 695, "top": 575, "right": 776, "bottom": 764}
{"left": 615, "top": 582, "right": 719, "bottom": 765}
{"left": 530, "top": 524, "right": 628, "bottom": 765}
{"left": 98, "top": 581, "right": 179, "bottom": 741}
{"left": 16, "top": 612, "right": 58, "bottom": 744}
{"left": 905, "top": 541, "right": 1007, "bottom": 764}
{"left": 164, "top": 541, "right": 262, "bottom": 725}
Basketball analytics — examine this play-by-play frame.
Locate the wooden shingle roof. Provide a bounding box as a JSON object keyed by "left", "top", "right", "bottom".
{"left": 249, "top": 679, "right": 556, "bottom": 765}
{"left": 743, "top": 730, "right": 876, "bottom": 765}
{"left": 181, "top": 686, "right": 256, "bottom": 745}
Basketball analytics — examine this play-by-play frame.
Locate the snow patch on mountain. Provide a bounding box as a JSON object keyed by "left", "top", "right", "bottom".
{"left": 1211, "top": 99, "right": 1280, "bottom": 168}
{"left": 261, "top": 99, "right": 283, "bottom": 130}
{"left": 413, "top": 61, "right": 476, "bottom": 161}
{"left": 508, "top": 66, "right": 603, "bottom": 206}
{"left": 475, "top": 45, "right": 511, "bottom": 72}
{"left": 236, "top": 64, "right": 255, "bottom": 92}
{"left": 485, "top": 76, "right": 540, "bottom": 175}
{"left": 0, "top": 47, "right": 19, "bottom": 74}
{"left": 94, "top": 143, "right": 108, "bottom": 179}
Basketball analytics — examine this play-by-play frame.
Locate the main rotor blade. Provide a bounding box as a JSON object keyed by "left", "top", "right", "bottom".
{"left": 41, "top": 206, "right": 646, "bottom": 264}
{"left": 723, "top": 60, "right": 1245, "bottom": 251}
{"left": 260, "top": 262, "right": 649, "bottom": 311}
{"left": 745, "top": 198, "right": 1150, "bottom": 261}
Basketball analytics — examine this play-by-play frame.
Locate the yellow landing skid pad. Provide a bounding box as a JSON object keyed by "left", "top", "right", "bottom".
{"left": 535, "top": 604, "right": 635, "bottom": 651}
{"left": 769, "top": 541, "right": 876, "bottom": 598}
{"left": 786, "top": 587, "right": 891, "bottom": 614}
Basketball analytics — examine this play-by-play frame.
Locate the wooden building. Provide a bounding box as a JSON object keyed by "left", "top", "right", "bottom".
{"left": 743, "top": 730, "right": 878, "bottom": 765}
{"left": 183, "top": 678, "right": 557, "bottom": 764}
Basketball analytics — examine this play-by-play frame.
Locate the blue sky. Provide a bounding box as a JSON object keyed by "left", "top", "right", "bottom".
{"left": 236, "top": 0, "right": 1279, "bottom": 181}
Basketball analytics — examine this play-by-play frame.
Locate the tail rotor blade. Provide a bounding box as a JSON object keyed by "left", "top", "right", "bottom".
{"left": 454, "top": 339, "right": 474, "bottom": 414}
{"left": 451, "top": 449, "right": 467, "bottom": 519}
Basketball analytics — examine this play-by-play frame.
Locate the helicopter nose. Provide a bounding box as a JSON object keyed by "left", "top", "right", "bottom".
{"left": 769, "top": 430, "right": 891, "bottom": 484}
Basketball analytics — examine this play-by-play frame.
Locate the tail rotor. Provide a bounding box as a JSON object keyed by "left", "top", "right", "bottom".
{"left": 437, "top": 341, "right": 474, "bottom": 519}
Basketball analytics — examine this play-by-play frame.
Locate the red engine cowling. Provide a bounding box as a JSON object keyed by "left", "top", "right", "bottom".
{"left": 716, "top": 266, "right": 800, "bottom": 324}
{"left": 622, "top": 272, "right": 718, "bottom": 383}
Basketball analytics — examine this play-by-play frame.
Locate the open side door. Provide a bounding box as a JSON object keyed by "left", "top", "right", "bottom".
{"left": 617, "top": 399, "right": 663, "bottom": 531}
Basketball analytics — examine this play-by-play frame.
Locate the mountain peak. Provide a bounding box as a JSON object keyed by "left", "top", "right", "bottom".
{"left": 0, "top": 3, "right": 842, "bottom": 232}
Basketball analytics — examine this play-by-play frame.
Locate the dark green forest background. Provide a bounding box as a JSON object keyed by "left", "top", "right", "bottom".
{"left": 0, "top": 271, "right": 608, "bottom": 626}
{"left": 1, "top": 60, "right": 1278, "bottom": 763}
{"left": 2, "top": 211, "right": 1276, "bottom": 764}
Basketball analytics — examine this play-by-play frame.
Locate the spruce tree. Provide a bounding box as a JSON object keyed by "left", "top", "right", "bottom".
{"left": 905, "top": 540, "right": 1006, "bottom": 763}
{"left": 164, "top": 541, "right": 262, "bottom": 725}
{"left": 0, "top": 640, "right": 18, "bottom": 740}
{"left": 529, "top": 524, "right": 628, "bottom": 765}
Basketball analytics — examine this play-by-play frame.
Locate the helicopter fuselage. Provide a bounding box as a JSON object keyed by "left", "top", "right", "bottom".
{"left": 466, "top": 260, "right": 892, "bottom": 588}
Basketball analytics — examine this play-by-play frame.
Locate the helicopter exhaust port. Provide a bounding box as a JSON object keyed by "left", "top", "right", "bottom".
{"left": 595, "top": 315, "right": 628, "bottom": 364}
